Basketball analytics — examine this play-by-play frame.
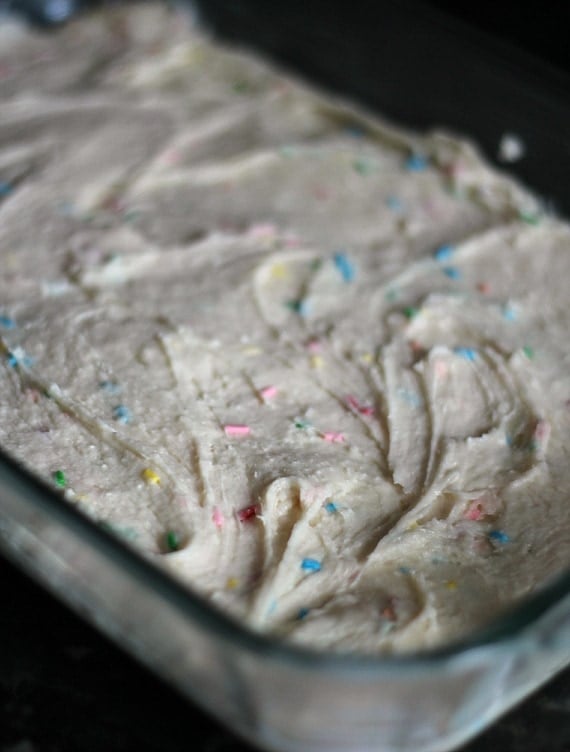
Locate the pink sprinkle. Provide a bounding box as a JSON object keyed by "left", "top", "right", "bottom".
{"left": 434, "top": 360, "right": 449, "bottom": 379}
{"left": 237, "top": 503, "right": 261, "bottom": 522}
{"left": 534, "top": 420, "right": 550, "bottom": 442}
{"left": 306, "top": 338, "right": 322, "bottom": 353}
{"left": 345, "top": 395, "right": 374, "bottom": 416}
{"left": 408, "top": 340, "right": 425, "bottom": 355}
{"left": 249, "top": 223, "right": 277, "bottom": 239}
{"left": 212, "top": 506, "right": 225, "bottom": 528}
{"left": 260, "top": 385, "right": 278, "bottom": 401}
{"left": 322, "top": 431, "right": 345, "bottom": 443}
{"left": 477, "top": 282, "right": 491, "bottom": 295}
{"left": 224, "top": 424, "right": 251, "bottom": 437}
{"left": 464, "top": 500, "right": 485, "bottom": 521}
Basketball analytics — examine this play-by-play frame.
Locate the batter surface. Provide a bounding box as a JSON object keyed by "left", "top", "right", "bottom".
{"left": 1, "top": 4, "right": 569, "bottom": 653}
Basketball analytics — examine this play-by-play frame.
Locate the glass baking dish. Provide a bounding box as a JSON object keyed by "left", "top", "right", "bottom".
{"left": 0, "top": 2, "right": 569, "bottom": 751}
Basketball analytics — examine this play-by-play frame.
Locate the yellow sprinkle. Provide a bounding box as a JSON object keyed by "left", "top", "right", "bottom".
{"left": 242, "top": 345, "right": 262, "bottom": 356}
{"left": 406, "top": 520, "right": 419, "bottom": 531}
{"left": 270, "top": 263, "right": 288, "bottom": 279}
{"left": 360, "top": 352, "right": 373, "bottom": 364}
{"left": 445, "top": 580, "right": 458, "bottom": 591}
{"left": 310, "top": 355, "right": 324, "bottom": 369}
{"left": 226, "top": 577, "right": 239, "bottom": 590}
{"left": 142, "top": 468, "right": 161, "bottom": 485}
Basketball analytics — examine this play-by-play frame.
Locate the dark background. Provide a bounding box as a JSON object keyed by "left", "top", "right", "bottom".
{"left": 1, "top": 2, "right": 570, "bottom": 751}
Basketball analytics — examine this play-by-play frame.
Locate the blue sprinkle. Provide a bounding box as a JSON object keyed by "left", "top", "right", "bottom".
{"left": 442, "top": 266, "right": 461, "bottom": 280}
{"left": 285, "top": 299, "right": 310, "bottom": 316}
{"left": 297, "top": 607, "right": 310, "bottom": 620}
{"left": 7, "top": 349, "right": 34, "bottom": 368}
{"left": 324, "top": 501, "right": 338, "bottom": 514}
{"left": 502, "top": 305, "right": 517, "bottom": 321}
{"left": 433, "top": 244, "right": 455, "bottom": 262}
{"left": 386, "top": 195, "right": 404, "bottom": 212}
{"left": 405, "top": 154, "right": 428, "bottom": 172}
{"left": 333, "top": 252, "right": 355, "bottom": 282}
{"left": 99, "top": 380, "right": 122, "bottom": 394}
{"left": 489, "top": 530, "right": 510, "bottom": 544}
{"left": 112, "top": 405, "right": 131, "bottom": 424}
{"left": 454, "top": 347, "right": 477, "bottom": 362}
{"left": 0, "top": 182, "right": 14, "bottom": 197}
{"left": 396, "top": 388, "right": 421, "bottom": 407}
{"left": 398, "top": 566, "right": 411, "bottom": 575}
{"left": 505, "top": 434, "right": 513, "bottom": 447}
{"left": 301, "top": 557, "right": 322, "bottom": 573}
{"left": 0, "top": 315, "right": 16, "bottom": 329}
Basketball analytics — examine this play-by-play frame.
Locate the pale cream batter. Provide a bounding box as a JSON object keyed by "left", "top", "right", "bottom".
{"left": 0, "top": 3, "right": 569, "bottom": 653}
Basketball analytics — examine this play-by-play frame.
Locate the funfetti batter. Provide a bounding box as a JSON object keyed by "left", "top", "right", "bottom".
{"left": 1, "top": 3, "right": 569, "bottom": 654}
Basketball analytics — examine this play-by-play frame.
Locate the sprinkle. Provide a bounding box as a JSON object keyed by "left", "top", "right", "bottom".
{"left": 226, "top": 577, "right": 239, "bottom": 589}
{"left": 300, "top": 557, "right": 322, "bottom": 573}
{"left": 294, "top": 418, "right": 310, "bottom": 429}
{"left": 306, "top": 338, "right": 322, "bottom": 353}
{"left": 519, "top": 210, "right": 540, "bottom": 225}
{"left": 237, "top": 503, "right": 261, "bottom": 522}
{"left": 7, "top": 347, "right": 34, "bottom": 368}
{"left": 396, "top": 388, "right": 421, "bottom": 408}
{"left": 353, "top": 158, "right": 374, "bottom": 175}
{"left": 403, "top": 306, "right": 419, "bottom": 320}
{"left": 454, "top": 347, "right": 477, "bottom": 362}
{"left": 445, "top": 580, "right": 458, "bottom": 591}
{"left": 434, "top": 360, "right": 449, "bottom": 379}
{"left": 99, "top": 380, "right": 121, "bottom": 394}
{"left": 405, "top": 153, "right": 428, "bottom": 172}
{"left": 310, "top": 355, "right": 324, "bottom": 369}
{"left": 502, "top": 304, "right": 517, "bottom": 321}
{"left": 297, "top": 607, "right": 310, "bottom": 620}
{"left": 442, "top": 266, "right": 461, "bottom": 280}
{"left": 165, "top": 530, "right": 180, "bottom": 552}
{"left": 346, "top": 395, "right": 374, "bottom": 416}
{"left": 270, "top": 262, "right": 288, "bottom": 279}
{"left": 433, "top": 244, "right": 455, "bottom": 262}
{"left": 477, "top": 282, "right": 491, "bottom": 294}
{"left": 112, "top": 404, "right": 131, "bottom": 424}
{"left": 386, "top": 195, "right": 403, "bottom": 212}
{"left": 142, "top": 468, "right": 161, "bottom": 485}
{"left": 322, "top": 431, "right": 345, "bottom": 443}
{"left": 489, "top": 530, "right": 510, "bottom": 544}
{"left": 534, "top": 419, "right": 550, "bottom": 442}
{"left": 260, "top": 385, "right": 278, "bottom": 401}
{"left": 408, "top": 340, "right": 425, "bottom": 355}
{"left": 324, "top": 501, "right": 338, "bottom": 513}
{"left": 333, "top": 252, "right": 355, "bottom": 282}
{"left": 52, "top": 469, "right": 66, "bottom": 488}
{"left": 224, "top": 424, "right": 251, "bottom": 437}
{"left": 385, "top": 288, "right": 399, "bottom": 302}
{"left": 464, "top": 499, "right": 486, "bottom": 521}
{"left": 0, "top": 314, "right": 16, "bottom": 329}
{"left": 0, "top": 182, "right": 14, "bottom": 197}
{"left": 212, "top": 506, "right": 225, "bottom": 528}
{"left": 398, "top": 566, "right": 411, "bottom": 575}
{"left": 522, "top": 345, "right": 535, "bottom": 359}
{"left": 285, "top": 298, "right": 310, "bottom": 316}
{"left": 242, "top": 345, "right": 262, "bottom": 356}
{"left": 381, "top": 603, "right": 397, "bottom": 621}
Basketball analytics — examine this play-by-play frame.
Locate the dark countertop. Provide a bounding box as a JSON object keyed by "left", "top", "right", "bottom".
{"left": 1, "top": 3, "right": 569, "bottom": 751}
{"left": 1, "top": 554, "right": 569, "bottom": 752}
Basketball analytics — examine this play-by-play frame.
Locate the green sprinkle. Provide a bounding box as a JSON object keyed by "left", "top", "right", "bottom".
{"left": 523, "top": 345, "right": 535, "bottom": 359}
{"left": 352, "top": 158, "right": 374, "bottom": 175}
{"left": 294, "top": 418, "right": 310, "bottom": 429}
{"left": 403, "top": 306, "right": 419, "bottom": 320}
{"left": 166, "top": 530, "right": 180, "bottom": 552}
{"left": 519, "top": 210, "right": 540, "bottom": 225}
{"left": 53, "top": 470, "right": 66, "bottom": 488}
